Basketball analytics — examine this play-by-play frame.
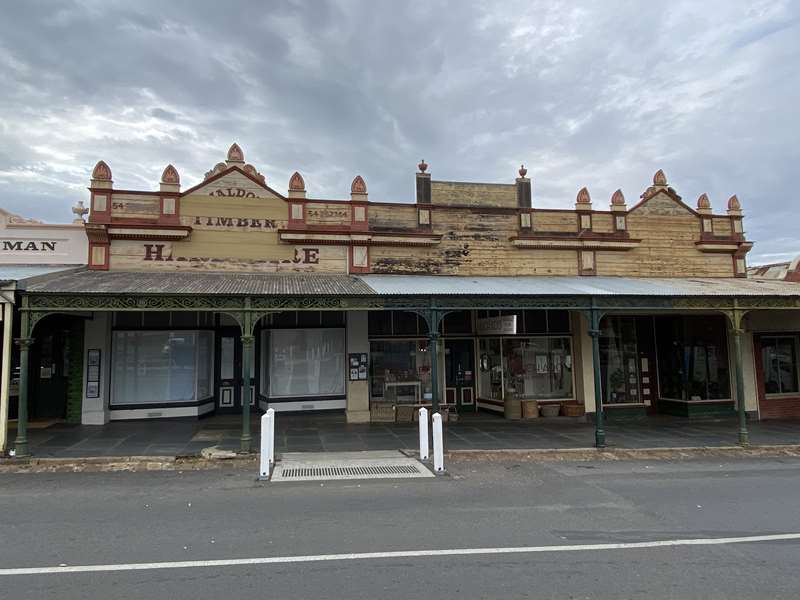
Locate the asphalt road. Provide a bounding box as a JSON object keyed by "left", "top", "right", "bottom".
{"left": 2, "top": 456, "right": 800, "bottom": 599}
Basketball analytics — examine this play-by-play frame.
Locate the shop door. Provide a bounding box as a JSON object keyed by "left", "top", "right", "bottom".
{"left": 30, "top": 329, "right": 69, "bottom": 419}
{"left": 445, "top": 339, "right": 476, "bottom": 412}
{"left": 215, "top": 329, "right": 255, "bottom": 413}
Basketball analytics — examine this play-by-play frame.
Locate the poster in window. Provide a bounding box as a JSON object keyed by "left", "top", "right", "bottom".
{"left": 348, "top": 353, "right": 369, "bottom": 381}
{"left": 86, "top": 349, "right": 101, "bottom": 399}
{"left": 535, "top": 354, "right": 549, "bottom": 374}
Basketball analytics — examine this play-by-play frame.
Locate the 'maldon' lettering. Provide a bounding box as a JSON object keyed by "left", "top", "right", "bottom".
{"left": 208, "top": 188, "right": 256, "bottom": 198}
{"left": 2, "top": 240, "right": 58, "bottom": 252}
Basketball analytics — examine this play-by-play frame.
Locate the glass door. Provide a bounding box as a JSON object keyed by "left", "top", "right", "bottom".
{"left": 215, "top": 328, "right": 254, "bottom": 413}
{"left": 445, "top": 339, "right": 476, "bottom": 411}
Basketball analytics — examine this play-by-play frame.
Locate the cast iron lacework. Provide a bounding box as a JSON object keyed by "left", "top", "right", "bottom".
{"left": 21, "top": 293, "right": 800, "bottom": 316}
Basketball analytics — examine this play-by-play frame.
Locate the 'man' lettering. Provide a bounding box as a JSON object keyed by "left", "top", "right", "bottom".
{"left": 0, "top": 240, "right": 57, "bottom": 251}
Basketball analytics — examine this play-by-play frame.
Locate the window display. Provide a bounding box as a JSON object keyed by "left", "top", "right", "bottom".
{"left": 111, "top": 331, "right": 213, "bottom": 406}
{"left": 600, "top": 316, "right": 640, "bottom": 404}
{"left": 369, "top": 340, "right": 431, "bottom": 404}
{"left": 478, "top": 337, "right": 573, "bottom": 401}
{"left": 268, "top": 329, "right": 345, "bottom": 398}
{"left": 656, "top": 315, "right": 731, "bottom": 400}
{"left": 761, "top": 336, "right": 799, "bottom": 395}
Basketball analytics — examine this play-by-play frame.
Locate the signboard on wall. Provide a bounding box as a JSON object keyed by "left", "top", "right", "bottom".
{"left": 349, "top": 353, "right": 368, "bottom": 381}
{"left": 477, "top": 315, "right": 517, "bottom": 336}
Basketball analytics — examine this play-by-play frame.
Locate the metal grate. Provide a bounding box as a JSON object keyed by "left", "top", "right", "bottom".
{"left": 270, "top": 453, "right": 434, "bottom": 482}
{"left": 281, "top": 464, "right": 422, "bottom": 478}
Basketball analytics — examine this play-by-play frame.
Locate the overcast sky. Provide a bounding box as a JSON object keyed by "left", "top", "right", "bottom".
{"left": 0, "top": 1, "right": 797, "bottom": 263}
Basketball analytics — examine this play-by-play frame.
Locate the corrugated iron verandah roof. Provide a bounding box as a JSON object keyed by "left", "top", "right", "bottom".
{"left": 359, "top": 275, "right": 800, "bottom": 297}
{"left": 21, "top": 270, "right": 376, "bottom": 296}
{"left": 18, "top": 269, "right": 800, "bottom": 299}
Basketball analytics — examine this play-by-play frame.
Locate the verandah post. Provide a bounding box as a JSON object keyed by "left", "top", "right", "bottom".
{"left": 13, "top": 308, "right": 33, "bottom": 458}
{"left": 422, "top": 308, "right": 443, "bottom": 415}
{"left": 240, "top": 333, "right": 254, "bottom": 453}
{"left": 240, "top": 303, "right": 254, "bottom": 454}
{"left": 728, "top": 307, "right": 749, "bottom": 446}
{"left": 587, "top": 307, "right": 606, "bottom": 448}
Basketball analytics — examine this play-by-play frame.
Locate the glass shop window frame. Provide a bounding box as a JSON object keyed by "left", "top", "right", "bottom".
{"left": 654, "top": 315, "right": 733, "bottom": 402}
{"left": 599, "top": 315, "right": 642, "bottom": 406}
{"left": 109, "top": 329, "right": 214, "bottom": 407}
{"left": 476, "top": 335, "right": 575, "bottom": 402}
{"left": 368, "top": 338, "right": 433, "bottom": 405}
{"left": 760, "top": 335, "right": 800, "bottom": 396}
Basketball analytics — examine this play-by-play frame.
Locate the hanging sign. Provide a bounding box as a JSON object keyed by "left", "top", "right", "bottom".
{"left": 477, "top": 315, "right": 517, "bottom": 336}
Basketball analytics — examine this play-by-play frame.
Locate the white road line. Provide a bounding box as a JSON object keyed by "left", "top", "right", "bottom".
{"left": 2, "top": 533, "right": 799, "bottom": 576}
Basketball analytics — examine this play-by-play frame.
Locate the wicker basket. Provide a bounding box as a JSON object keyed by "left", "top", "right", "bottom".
{"left": 540, "top": 403, "right": 561, "bottom": 417}
{"left": 370, "top": 403, "right": 396, "bottom": 423}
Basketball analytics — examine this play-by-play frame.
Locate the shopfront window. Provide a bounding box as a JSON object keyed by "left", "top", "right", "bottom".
{"left": 369, "top": 340, "right": 431, "bottom": 404}
{"left": 478, "top": 337, "right": 573, "bottom": 401}
{"left": 656, "top": 315, "right": 731, "bottom": 400}
{"left": 761, "top": 336, "right": 799, "bottom": 395}
{"left": 478, "top": 338, "right": 503, "bottom": 401}
{"left": 600, "top": 316, "right": 640, "bottom": 404}
{"left": 268, "top": 329, "right": 345, "bottom": 398}
{"left": 111, "top": 331, "right": 213, "bottom": 406}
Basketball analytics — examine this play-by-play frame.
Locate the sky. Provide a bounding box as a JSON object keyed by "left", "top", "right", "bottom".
{"left": 0, "top": 0, "right": 798, "bottom": 264}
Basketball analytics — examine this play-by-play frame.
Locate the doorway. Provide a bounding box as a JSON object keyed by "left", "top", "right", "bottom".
{"left": 215, "top": 328, "right": 255, "bottom": 413}
{"left": 445, "top": 339, "right": 476, "bottom": 412}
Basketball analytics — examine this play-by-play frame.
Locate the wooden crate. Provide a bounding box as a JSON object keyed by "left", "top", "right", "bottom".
{"left": 370, "top": 403, "right": 396, "bottom": 423}
{"left": 561, "top": 402, "right": 585, "bottom": 417}
{"left": 396, "top": 404, "right": 415, "bottom": 423}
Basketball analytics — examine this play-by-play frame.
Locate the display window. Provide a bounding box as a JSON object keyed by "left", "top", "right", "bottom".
{"left": 111, "top": 330, "right": 214, "bottom": 406}
{"left": 478, "top": 336, "right": 574, "bottom": 401}
{"left": 369, "top": 339, "right": 431, "bottom": 404}
{"left": 267, "top": 328, "right": 346, "bottom": 398}
{"left": 600, "top": 316, "right": 641, "bottom": 404}
{"left": 760, "top": 335, "right": 799, "bottom": 395}
{"left": 655, "top": 315, "right": 731, "bottom": 401}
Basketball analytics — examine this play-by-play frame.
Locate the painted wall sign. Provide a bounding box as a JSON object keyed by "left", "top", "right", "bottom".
{"left": 1, "top": 240, "right": 58, "bottom": 252}
{"left": 142, "top": 244, "right": 320, "bottom": 265}
{"left": 191, "top": 216, "right": 278, "bottom": 229}
{"left": 477, "top": 315, "right": 518, "bottom": 336}
{"left": 208, "top": 187, "right": 257, "bottom": 198}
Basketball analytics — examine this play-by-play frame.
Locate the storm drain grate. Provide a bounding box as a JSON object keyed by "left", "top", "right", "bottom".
{"left": 281, "top": 464, "right": 422, "bottom": 478}
{"left": 270, "top": 452, "right": 434, "bottom": 482}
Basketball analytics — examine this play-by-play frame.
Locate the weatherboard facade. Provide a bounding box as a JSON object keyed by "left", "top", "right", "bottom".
{"left": 8, "top": 142, "right": 800, "bottom": 461}
{"left": 85, "top": 148, "right": 751, "bottom": 279}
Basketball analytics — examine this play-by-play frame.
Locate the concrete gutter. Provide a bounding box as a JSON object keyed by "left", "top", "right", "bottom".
{"left": 446, "top": 444, "right": 800, "bottom": 462}
{"left": 1, "top": 445, "right": 799, "bottom": 473}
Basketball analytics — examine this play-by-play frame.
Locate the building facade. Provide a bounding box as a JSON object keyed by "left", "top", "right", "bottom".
{"left": 7, "top": 144, "right": 800, "bottom": 456}
{"left": 0, "top": 206, "right": 88, "bottom": 453}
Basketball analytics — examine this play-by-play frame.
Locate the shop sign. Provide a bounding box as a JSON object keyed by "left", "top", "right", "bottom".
{"left": 1, "top": 240, "right": 58, "bottom": 252}
{"left": 477, "top": 315, "right": 517, "bottom": 335}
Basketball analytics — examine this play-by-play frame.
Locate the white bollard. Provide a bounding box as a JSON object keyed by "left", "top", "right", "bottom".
{"left": 432, "top": 412, "right": 445, "bottom": 474}
{"left": 418, "top": 407, "right": 429, "bottom": 461}
{"left": 259, "top": 408, "right": 275, "bottom": 480}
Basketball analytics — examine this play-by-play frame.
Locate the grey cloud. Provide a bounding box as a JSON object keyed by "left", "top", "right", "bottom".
{"left": 0, "top": 0, "right": 798, "bottom": 262}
